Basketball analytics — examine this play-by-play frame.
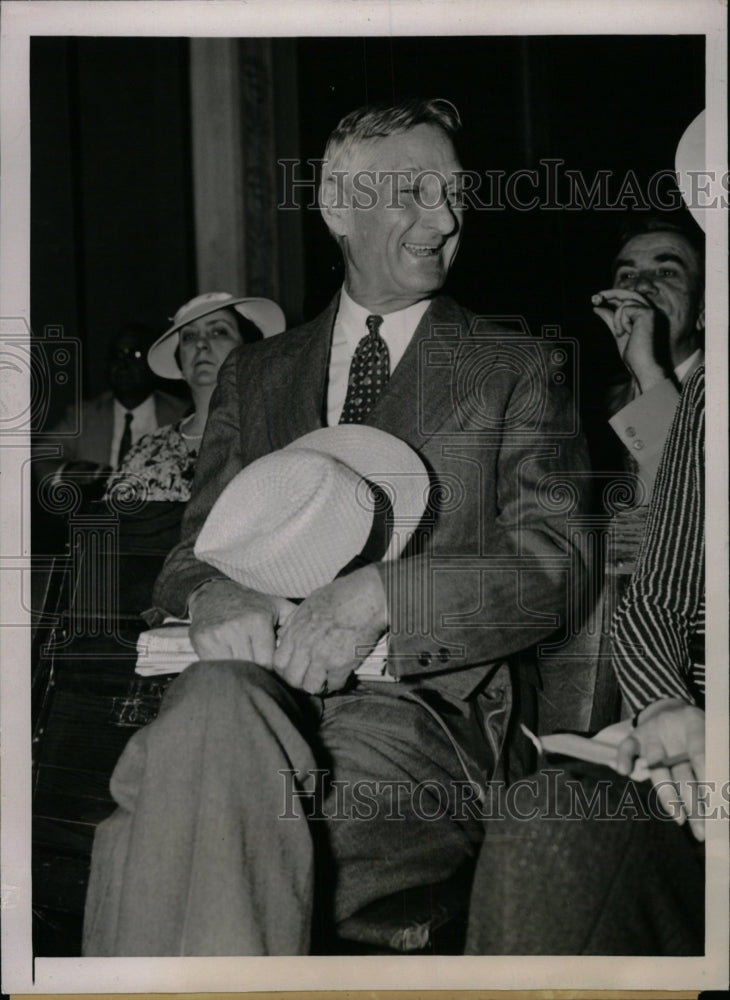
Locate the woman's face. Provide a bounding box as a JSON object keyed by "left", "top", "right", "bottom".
{"left": 177, "top": 308, "right": 244, "bottom": 388}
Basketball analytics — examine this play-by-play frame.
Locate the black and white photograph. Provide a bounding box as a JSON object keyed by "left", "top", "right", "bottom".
{"left": 1, "top": 0, "right": 727, "bottom": 993}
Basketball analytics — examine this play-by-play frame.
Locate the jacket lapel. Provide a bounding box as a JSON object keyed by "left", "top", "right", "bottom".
{"left": 367, "top": 296, "right": 472, "bottom": 451}
{"left": 260, "top": 294, "right": 339, "bottom": 450}
{"left": 257, "top": 293, "right": 472, "bottom": 453}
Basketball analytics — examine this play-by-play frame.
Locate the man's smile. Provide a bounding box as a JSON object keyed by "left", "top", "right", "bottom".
{"left": 403, "top": 242, "right": 441, "bottom": 257}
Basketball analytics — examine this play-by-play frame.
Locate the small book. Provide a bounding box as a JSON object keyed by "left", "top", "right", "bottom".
{"left": 521, "top": 720, "right": 651, "bottom": 782}
{"left": 135, "top": 618, "right": 395, "bottom": 681}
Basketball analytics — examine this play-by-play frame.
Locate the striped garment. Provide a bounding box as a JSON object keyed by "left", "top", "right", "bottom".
{"left": 611, "top": 365, "right": 705, "bottom": 713}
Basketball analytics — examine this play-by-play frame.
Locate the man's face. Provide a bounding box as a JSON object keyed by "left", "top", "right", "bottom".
{"left": 612, "top": 231, "right": 705, "bottom": 356}
{"left": 108, "top": 330, "right": 154, "bottom": 401}
{"left": 332, "top": 124, "right": 463, "bottom": 313}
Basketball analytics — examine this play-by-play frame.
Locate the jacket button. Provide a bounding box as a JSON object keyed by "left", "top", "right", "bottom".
{"left": 418, "top": 652, "right": 432, "bottom": 667}
{"left": 632, "top": 439, "right": 644, "bottom": 451}
{"left": 625, "top": 426, "right": 636, "bottom": 438}
{"left": 438, "top": 647, "right": 449, "bottom": 663}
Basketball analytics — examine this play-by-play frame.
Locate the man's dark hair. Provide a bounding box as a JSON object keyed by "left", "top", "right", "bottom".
{"left": 612, "top": 214, "right": 705, "bottom": 283}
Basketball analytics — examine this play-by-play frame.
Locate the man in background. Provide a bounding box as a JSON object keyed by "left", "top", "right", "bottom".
{"left": 33, "top": 322, "right": 187, "bottom": 488}
{"left": 592, "top": 216, "right": 704, "bottom": 494}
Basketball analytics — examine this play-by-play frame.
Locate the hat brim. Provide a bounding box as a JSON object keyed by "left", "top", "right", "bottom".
{"left": 286, "top": 426, "right": 430, "bottom": 561}
{"left": 675, "top": 111, "right": 705, "bottom": 232}
{"left": 147, "top": 297, "right": 286, "bottom": 380}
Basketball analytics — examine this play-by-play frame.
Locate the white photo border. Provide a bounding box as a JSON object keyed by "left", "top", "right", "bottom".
{"left": 1, "top": 0, "right": 727, "bottom": 993}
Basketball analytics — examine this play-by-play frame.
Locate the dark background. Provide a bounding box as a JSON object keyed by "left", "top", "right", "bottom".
{"left": 31, "top": 34, "right": 704, "bottom": 426}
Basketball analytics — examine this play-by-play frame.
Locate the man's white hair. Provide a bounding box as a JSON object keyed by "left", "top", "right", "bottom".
{"left": 319, "top": 97, "right": 461, "bottom": 208}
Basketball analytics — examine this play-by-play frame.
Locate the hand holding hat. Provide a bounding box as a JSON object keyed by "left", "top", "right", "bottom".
{"left": 273, "top": 562, "right": 389, "bottom": 694}
{"left": 192, "top": 425, "right": 430, "bottom": 691}
{"left": 188, "top": 578, "right": 296, "bottom": 668}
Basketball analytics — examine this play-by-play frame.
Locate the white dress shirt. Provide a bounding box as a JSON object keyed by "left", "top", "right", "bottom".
{"left": 110, "top": 395, "right": 159, "bottom": 468}
{"left": 326, "top": 287, "right": 430, "bottom": 426}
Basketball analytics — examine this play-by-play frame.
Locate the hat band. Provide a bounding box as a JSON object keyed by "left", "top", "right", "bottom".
{"left": 335, "top": 481, "right": 393, "bottom": 580}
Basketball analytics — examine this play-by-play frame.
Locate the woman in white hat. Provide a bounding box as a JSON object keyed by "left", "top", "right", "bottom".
{"left": 106, "top": 292, "right": 285, "bottom": 502}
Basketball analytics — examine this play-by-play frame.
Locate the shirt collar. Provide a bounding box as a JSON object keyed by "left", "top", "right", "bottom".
{"left": 674, "top": 347, "right": 703, "bottom": 385}
{"left": 113, "top": 394, "right": 156, "bottom": 418}
{"left": 337, "top": 286, "right": 431, "bottom": 346}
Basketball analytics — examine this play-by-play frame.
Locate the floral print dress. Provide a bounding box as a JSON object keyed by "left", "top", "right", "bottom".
{"left": 105, "top": 422, "right": 199, "bottom": 503}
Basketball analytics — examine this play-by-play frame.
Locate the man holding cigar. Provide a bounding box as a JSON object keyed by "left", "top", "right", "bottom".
{"left": 592, "top": 216, "right": 705, "bottom": 493}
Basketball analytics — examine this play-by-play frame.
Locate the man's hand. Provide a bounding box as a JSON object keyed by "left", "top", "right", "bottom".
{"left": 188, "top": 578, "right": 295, "bottom": 666}
{"left": 273, "top": 564, "right": 388, "bottom": 695}
{"left": 592, "top": 288, "right": 668, "bottom": 393}
{"left": 615, "top": 698, "right": 706, "bottom": 841}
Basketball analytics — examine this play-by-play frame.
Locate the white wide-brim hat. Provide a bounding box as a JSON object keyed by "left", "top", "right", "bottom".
{"left": 675, "top": 110, "right": 705, "bottom": 232}
{"left": 148, "top": 292, "right": 286, "bottom": 379}
{"left": 195, "top": 425, "right": 430, "bottom": 599}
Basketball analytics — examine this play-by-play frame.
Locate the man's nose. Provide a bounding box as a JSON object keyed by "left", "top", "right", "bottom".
{"left": 634, "top": 271, "right": 656, "bottom": 293}
{"left": 423, "top": 196, "right": 460, "bottom": 236}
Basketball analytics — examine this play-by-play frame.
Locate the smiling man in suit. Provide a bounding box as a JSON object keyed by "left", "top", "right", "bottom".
{"left": 83, "top": 98, "right": 590, "bottom": 956}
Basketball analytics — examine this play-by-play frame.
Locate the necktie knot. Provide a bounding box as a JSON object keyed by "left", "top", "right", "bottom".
{"left": 366, "top": 314, "right": 384, "bottom": 338}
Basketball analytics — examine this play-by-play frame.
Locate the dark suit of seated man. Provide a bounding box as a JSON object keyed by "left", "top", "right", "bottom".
{"left": 82, "top": 97, "right": 591, "bottom": 956}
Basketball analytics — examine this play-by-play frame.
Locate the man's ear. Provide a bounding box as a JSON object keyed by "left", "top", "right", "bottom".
{"left": 319, "top": 174, "right": 350, "bottom": 238}
{"left": 696, "top": 292, "right": 705, "bottom": 332}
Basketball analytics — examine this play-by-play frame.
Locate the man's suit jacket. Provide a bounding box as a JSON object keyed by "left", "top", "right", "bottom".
{"left": 154, "top": 295, "right": 590, "bottom": 699}
{"left": 606, "top": 350, "right": 705, "bottom": 495}
{"left": 33, "top": 390, "right": 188, "bottom": 482}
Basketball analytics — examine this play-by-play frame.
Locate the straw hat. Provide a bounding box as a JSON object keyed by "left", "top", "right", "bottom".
{"left": 148, "top": 292, "right": 286, "bottom": 379}
{"left": 194, "top": 425, "right": 430, "bottom": 598}
{"left": 675, "top": 110, "right": 705, "bottom": 232}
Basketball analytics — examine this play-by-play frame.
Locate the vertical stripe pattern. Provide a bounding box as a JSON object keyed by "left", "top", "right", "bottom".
{"left": 611, "top": 366, "right": 705, "bottom": 712}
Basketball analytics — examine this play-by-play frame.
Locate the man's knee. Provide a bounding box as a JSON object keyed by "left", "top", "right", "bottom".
{"left": 161, "top": 659, "right": 278, "bottom": 714}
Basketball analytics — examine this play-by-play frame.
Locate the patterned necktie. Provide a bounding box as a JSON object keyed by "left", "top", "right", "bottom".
{"left": 339, "top": 314, "right": 390, "bottom": 424}
{"left": 117, "top": 411, "right": 134, "bottom": 467}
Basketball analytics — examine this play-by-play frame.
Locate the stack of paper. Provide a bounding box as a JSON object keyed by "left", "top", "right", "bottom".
{"left": 135, "top": 620, "right": 394, "bottom": 681}
{"left": 135, "top": 621, "right": 197, "bottom": 676}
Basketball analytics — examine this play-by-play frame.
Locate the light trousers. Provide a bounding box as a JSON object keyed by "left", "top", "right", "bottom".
{"left": 83, "top": 660, "right": 501, "bottom": 955}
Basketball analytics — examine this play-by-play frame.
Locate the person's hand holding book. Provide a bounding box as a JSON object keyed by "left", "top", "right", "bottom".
{"left": 616, "top": 698, "right": 706, "bottom": 841}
